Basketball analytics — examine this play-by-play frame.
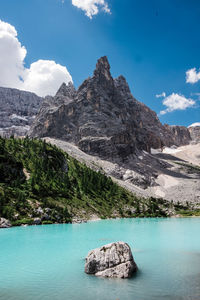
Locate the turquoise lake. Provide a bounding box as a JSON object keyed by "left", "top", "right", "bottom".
{"left": 0, "top": 218, "right": 200, "bottom": 300}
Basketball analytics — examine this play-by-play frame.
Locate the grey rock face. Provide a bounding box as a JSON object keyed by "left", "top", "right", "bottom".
{"left": 56, "top": 82, "right": 76, "bottom": 98}
{"left": 0, "top": 218, "right": 11, "bottom": 228}
{"left": 29, "top": 57, "right": 192, "bottom": 161}
{"left": 33, "top": 217, "right": 42, "bottom": 225}
{"left": 164, "top": 125, "right": 191, "bottom": 146}
{"left": 0, "top": 87, "right": 42, "bottom": 137}
{"left": 85, "top": 242, "right": 137, "bottom": 278}
{"left": 189, "top": 126, "right": 200, "bottom": 143}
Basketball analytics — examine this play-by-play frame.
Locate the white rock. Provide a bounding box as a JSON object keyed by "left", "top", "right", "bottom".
{"left": 85, "top": 241, "right": 137, "bottom": 279}
{"left": 0, "top": 218, "right": 11, "bottom": 228}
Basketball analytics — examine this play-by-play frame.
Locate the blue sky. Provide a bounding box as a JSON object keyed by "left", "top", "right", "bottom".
{"left": 0, "top": 0, "right": 200, "bottom": 126}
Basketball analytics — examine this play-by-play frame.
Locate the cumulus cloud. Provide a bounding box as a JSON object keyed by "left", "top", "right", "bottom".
{"left": 0, "top": 20, "right": 27, "bottom": 88}
{"left": 0, "top": 20, "right": 72, "bottom": 97}
{"left": 186, "top": 68, "right": 200, "bottom": 84}
{"left": 156, "top": 92, "right": 166, "bottom": 98}
{"left": 159, "top": 93, "right": 195, "bottom": 115}
{"left": 72, "top": 0, "right": 110, "bottom": 18}
{"left": 22, "top": 60, "right": 72, "bottom": 97}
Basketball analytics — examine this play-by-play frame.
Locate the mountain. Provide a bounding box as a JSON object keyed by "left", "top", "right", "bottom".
{"left": 0, "top": 58, "right": 199, "bottom": 225}
{"left": 29, "top": 56, "right": 195, "bottom": 161}
{"left": 0, "top": 87, "right": 42, "bottom": 137}
{"left": 27, "top": 57, "right": 200, "bottom": 204}
{"left": 1, "top": 58, "right": 198, "bottom": 152}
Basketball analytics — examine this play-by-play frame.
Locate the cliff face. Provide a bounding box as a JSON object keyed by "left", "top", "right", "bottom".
{"left": 29, "top": 56, "right": 193, "bottom": 160}
{"left": 164, "top": 125, "right": 192, "bottom": 146}
{"left": 188, "top": 126, "right": 200, "bottom": 143}
{"left": 0, "top": 87, "right": 42, "bottom": 137}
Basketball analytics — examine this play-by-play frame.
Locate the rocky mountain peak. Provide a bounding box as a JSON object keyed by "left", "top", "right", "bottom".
{"left": 55, "top": 81, "right": 76, "bottom": 98}
{"left": 29, "top": 56, "right": 197, "bottom": 161}
{"left": 93, "top": 56, "right": 112, "bottom": 82}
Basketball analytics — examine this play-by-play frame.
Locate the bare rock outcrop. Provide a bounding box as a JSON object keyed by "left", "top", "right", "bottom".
{"left": 0, "top": 87, "right": 42, "bottom": 137}
{"left": 85, "top": 242, "right": 137, "bottom": 278}
{"left": 29, "top": 56, "right": 192, "bottom": 161}
{"left": 189, "top": 125, "right": 200, "bottom": 143}
{"left": 0, "top": 218, "right": 11, "bottom": 228}
{"left": 164, "top": 124, "right": 191, "bottom": 146}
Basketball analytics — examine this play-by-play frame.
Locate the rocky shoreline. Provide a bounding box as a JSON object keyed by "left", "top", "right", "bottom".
{"left": 1, "top": 213, "right": 200, "bottom": 229}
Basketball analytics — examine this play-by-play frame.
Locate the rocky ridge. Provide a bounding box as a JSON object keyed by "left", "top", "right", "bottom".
{"left": 27, "top": 56, "right": 200, "bottom": 195}
{"left": 1, "top": 57, "right": 199, "bottom": 206}
{"left": 0, "top": 87, "right": 42, "bottom": 137}
{"left": 189, "top": 125, "right": 200, "bottom": 143}
{"left": 29, "top": 56, "right": 198, "bottom": 161}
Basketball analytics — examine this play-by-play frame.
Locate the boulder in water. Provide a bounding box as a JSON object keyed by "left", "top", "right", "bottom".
{"left": 85, "top": 241, "right": 137, "bottom": 278}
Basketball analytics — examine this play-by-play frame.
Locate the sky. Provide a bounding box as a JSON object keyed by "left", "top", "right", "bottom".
{"left": 0, "top": 0, "right": 199, "bottom": 127}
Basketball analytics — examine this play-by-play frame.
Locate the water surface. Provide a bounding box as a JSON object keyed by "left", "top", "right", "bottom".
{"left": 0, "top": 218, "right": 200, "bottom": 300}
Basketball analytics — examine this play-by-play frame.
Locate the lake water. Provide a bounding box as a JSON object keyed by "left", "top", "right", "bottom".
{"left": 0, "top": 218, "right": 200, "bottom": 300}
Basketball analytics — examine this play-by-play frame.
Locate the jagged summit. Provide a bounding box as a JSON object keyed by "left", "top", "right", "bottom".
{"left": 90, "top": 56, "right": 114, "bottom": 93}
{"left": 56, "top": 81, "right": 76, "bottom": 98}
{"left": 94, "top": 56, "right": 111, "bottom": 77}
{"left": 29, "top": 56, "right": 195, "bottom": 160}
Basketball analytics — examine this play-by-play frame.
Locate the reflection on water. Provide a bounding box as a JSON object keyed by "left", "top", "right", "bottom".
{"left": 0, "top": 217, "right": 200, "bottom": 300}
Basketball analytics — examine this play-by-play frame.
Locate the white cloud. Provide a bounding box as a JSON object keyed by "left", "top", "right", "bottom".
{"left": 156, "top": 92, "right": 166, "bottom": 98}
{"left": 0, "top": 20, "right": 27, "bottom": 88}
{"left": 72, "top": 0, "right": 110, "bottom": 19}
{"left": 159, "top": 93, "right": 195, "bottom": 115}
{"left": 191, "top": 92, "right": 200, "bottom": 100}
{"left": 186, "top": 68, "right": 200, "bottom": 84}
{"left": 188, "top": 122, "right": 200, "bottom": 128}
{"left": 22, "top": 60, "right": 72, "bottom": 97}
{"left": 0, "top": 20, "right": 72, "bottom": 97}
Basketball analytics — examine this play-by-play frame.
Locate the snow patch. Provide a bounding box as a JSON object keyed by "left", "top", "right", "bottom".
{"left": 163, "top": 147, "right": 181, "bottom": 154}
{"left": 151, "top": 148, "right": 161, "bottom": 154}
